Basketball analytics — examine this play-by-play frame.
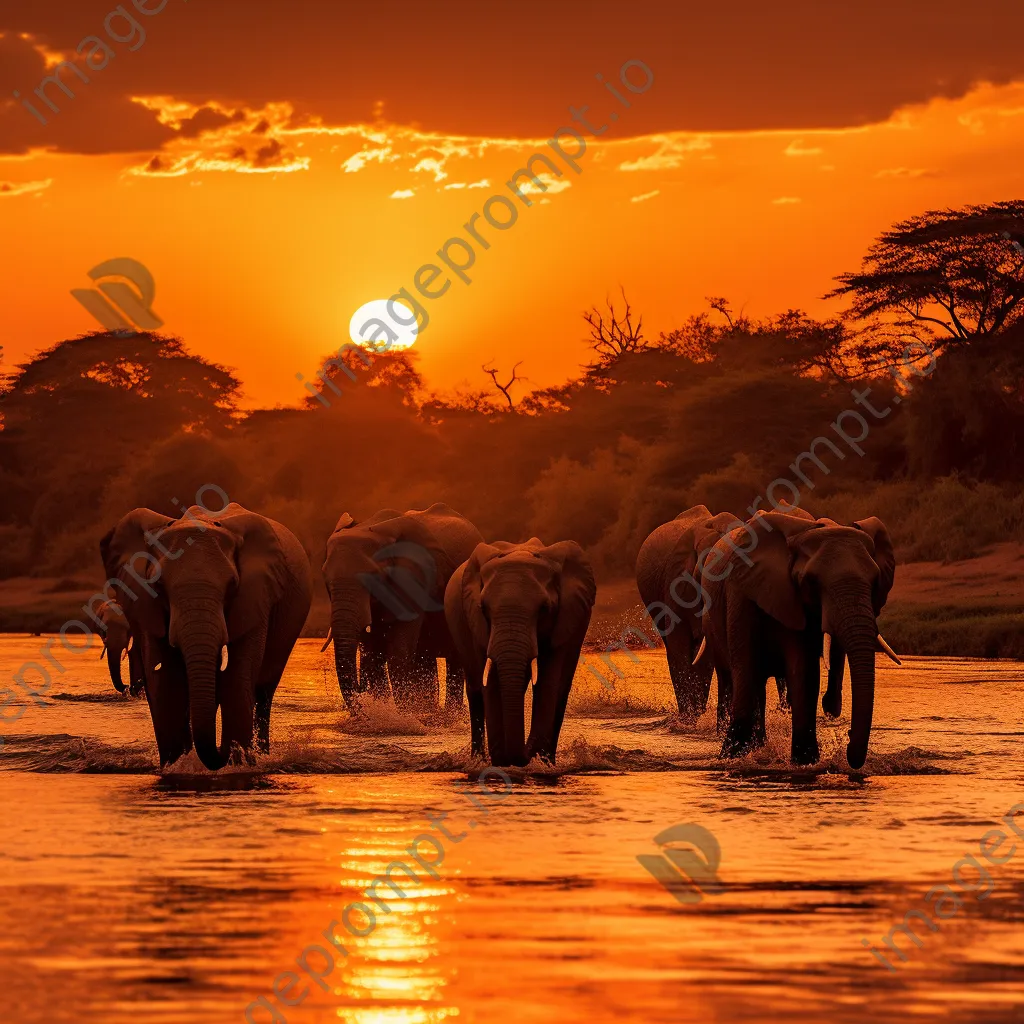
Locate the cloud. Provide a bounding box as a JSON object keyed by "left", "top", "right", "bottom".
{"left": 390, "top": 189, "right": 415, "bottom": 199}
{"left": 630, "top": 190, "right": 660, "bottom": 203}
{"left": 516, "top": 173, "right": 571, "bottom": 196}
{"left": 4, "top": 3, "right": 1024, "bottom": 155}
{"left": 126, "top": 100, "right": 307, "bottom": 176}
{"left": 874, "top": 166, "right": 938, "bottom": 178}
{"left": 444, "top": 179, "right": 490, "bottom": 190}
{"left": 618, "top": 135, "right": 713, "bottom": 172}
{"left": 0, "top": 177, "right": 51, "bottom": 197}
{"left": 412, "top": 154, "right": 448, "bottom": 182}
{"left": 785, "top": 139, "right": 824, "bottom": 156}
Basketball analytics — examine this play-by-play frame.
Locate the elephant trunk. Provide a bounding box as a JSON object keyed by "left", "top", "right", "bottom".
{"left": 829, "top": 581, "right": 877, "bottom": 770}
{"left": 329, "top": 581, "right": 372, "bottom": 707}
{"left": 107, "top": 645, "right": 126, "bottom": 694}
{"left": 489, "top": 614, "right": 535, "bottom": 767}
{"left": 171, "top": 589, "right": 228, "bottom": 771}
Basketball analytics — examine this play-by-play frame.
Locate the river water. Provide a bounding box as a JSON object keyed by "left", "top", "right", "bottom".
{"left": 1, "top": 636, "right": 1022, "bottom": 1024}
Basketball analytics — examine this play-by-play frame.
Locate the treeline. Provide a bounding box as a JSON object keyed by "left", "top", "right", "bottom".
{"left": 2, "top": 200, "right": 1023, "bottom": 583}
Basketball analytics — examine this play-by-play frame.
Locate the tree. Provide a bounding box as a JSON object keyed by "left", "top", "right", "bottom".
{"left": 828, "top": 200, "right": 1024, "bottom": 361}
{"left": 0, "top": 331, "right": 242, "bottom": 557}
{"left": 583, "top": 287, "right": 648, "bottom": 366}
{"left": 482, "top": 360, "right": 526, "bottom": 411}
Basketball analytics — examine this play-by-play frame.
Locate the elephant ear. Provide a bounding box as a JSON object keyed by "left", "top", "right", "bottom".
{"left": 462, "top": 543, "right": 501, "bottom": 653}
{"left": 544, "top": 541, "right": 597, "bottom": 647}
{"left": 714, "top": 513, "right": 822, "bottom": 631}
{"left": 221, "top": 510, "right": 288, "bottom": 639}
{"left": 854, "top": 517, "right": 896, "bottom": 613}
{"left": 692, "top": 511, "right": 746, "bottom": 570}
{"left": 99, "top": 527, "right": 115, "bottom": 577}
{"left": 333, "top": 512, "right": 357, "bottom": 533}
{"left": 102, "top": 509, "right": 174, "bottom": 637}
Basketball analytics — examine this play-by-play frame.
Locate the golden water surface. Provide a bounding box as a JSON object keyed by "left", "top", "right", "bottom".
{"left": 1, "top": 637, "right": 1022, "bottom": 1023}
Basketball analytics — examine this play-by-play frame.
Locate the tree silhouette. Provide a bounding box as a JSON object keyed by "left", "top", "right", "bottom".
{"left": 828, "top": 200, "right": 1024, "bottom": 352}
{"left": 482, "top": 360, "right": 526, "bottom": 410}
{"left": 583, "top": 287, "right": 648, "bottom": 366}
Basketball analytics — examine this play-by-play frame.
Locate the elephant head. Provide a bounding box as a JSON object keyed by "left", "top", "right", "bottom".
{"left": 636, "top": 505, "right": 745, "bottom": 719}
{"left": 455, "top": 539, "right": 596, "bottom": 766}
{"left": 97, "top": 599, "right": 132, "bottom": 694}
{"left": 717, "top": 510, "right": 897, "bottom": 769}
{"left": 322, "top": 509, "right": 451, "bottom": 706}
{"left": 101, "top": 503, "right": 290, "bottom": 770}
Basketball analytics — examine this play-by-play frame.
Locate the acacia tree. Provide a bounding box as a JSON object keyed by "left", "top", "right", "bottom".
{"left": 828, "top": 199, "right": 1024, "bottom": 363}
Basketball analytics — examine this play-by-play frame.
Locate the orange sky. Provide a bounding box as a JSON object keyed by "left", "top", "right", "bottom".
{"left": 2, "top": 2, "right": 1024, "bottom": 407}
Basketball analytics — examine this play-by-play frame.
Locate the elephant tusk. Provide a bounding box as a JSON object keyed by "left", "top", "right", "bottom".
{"left": 482, "top": 658, "right": 492, "bottom": 688}
{"left": 154, "top": 662, "right": 162, "bottom": 672}
{"left": 220, "top": 645, "right": 229, "bottom": 672}
{"left": 692, "top": 637, "right": 707, "bottom": 666}
{"left": 127, "top": 636, "right": 133, "bottom": 652}
{"left": 877, "top": 633, "right": 902, "bottom": 666}
{"left": 321, "top": 628, "right": 333, "bottom": 653}
{"left": 530, "top": 658, "right": 538, "bottom": 688}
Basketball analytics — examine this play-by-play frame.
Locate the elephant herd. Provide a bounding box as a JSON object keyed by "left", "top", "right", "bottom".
{"left": 636, "top": 503, "right": 899, "bottom": 770}
{"left": 97, "top": 498, "right": 898, "bottom": 773}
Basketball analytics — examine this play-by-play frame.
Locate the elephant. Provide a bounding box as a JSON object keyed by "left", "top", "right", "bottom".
{"left": 321, "top": 503, "right": 483, "bottom": 717}
{"left": 700, "top": 509, "right": 898, "bottom": 769}
{"left": 100, "top": 502, "right": 313, "bottom": 770}
{"left": 445, "top": 538, "right": 596, "bottom": 767}
{"left": 635, "top": 505, "right": 746, "bottom": 723}
{"left": 96, "top": 598, "right": 144, "bottom": 696}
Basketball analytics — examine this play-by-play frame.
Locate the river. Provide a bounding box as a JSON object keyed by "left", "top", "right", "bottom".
{"left": 1, "top": 637, "right": 1021, "bottom": 1023}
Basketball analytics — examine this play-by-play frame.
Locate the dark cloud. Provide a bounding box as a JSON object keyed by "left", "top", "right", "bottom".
{"left": 1, "top": 0, "right": 1023, "bottom": 155}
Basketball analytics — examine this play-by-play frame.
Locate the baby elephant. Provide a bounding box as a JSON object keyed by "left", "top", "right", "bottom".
{"left": 97, "top": 599, "right": 144, "bottom": 696}
{"left": 445, "top": 538, "right": 596, "bottom": 767}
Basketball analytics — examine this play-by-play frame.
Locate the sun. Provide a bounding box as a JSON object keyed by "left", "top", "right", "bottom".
{"left": 349, "top": 298, "right": 419, "bottom": 350}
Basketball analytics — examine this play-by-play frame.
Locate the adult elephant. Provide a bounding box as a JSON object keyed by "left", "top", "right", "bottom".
{"left": 635, "top": 505, "right": 744, "bottom": 723}
{"left": 100, "top": 503, "right": 313, "bottom": 770}
{"left": 322, "top": 503, "right": 483, "bottom": 716}
{"left": 700, "top": 510, "right": 898, "bottom": 769}
{"left": 445, "top": 538, "right": 596, "bottom": 767}
{"left": 96, "top": 599, "right": 144, "bottom": 696}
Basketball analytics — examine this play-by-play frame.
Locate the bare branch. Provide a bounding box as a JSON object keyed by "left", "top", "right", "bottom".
{"left": 583, "top": 287, "right": 648, "bottom": 365}
{"left": 481, "top": 359, "right": 526, "bottom": 410}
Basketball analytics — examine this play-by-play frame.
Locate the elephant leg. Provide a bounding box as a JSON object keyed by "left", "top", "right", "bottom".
{"left": 546, "top": 679, "right": 574, "bottom": 764}
{"left": 254, "top": 686, "right": 274, "bottom": 753}
{"left": 359, "top": 646, "right": 389, "bottom": 700}
{"left": 443, "top": 659, "right": 466, "bottom": 721}
{"left": 715, "top": 667, "right": 733, "bottom": 735}
{"left": 386, "top": 618, "right": 426, "bottom": 709}
{"left": 468, "top": 688, "right": 486, "bottom": 758}
{"left": 775, "top": 676, "right": 790, "bottom": 711}
{"left": 146, "top": 647, "right": 192, "bottom": 769}
{"left": 128, "top": 645, "right": 146, "bottom": 697}
{"left": 721, "top": 597, "right": 761, "bottom": 758}
{"left": 219, "top": 631, "right": 264, "bottom": 765}
{"left": 822, "top": 637, "right": 845, "bottom": 719}
{"left": 785, "top": 635, "right": 819, "bottom": 766}
{"left": 664, "top": 627, "right": 711, "bottom": 719}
